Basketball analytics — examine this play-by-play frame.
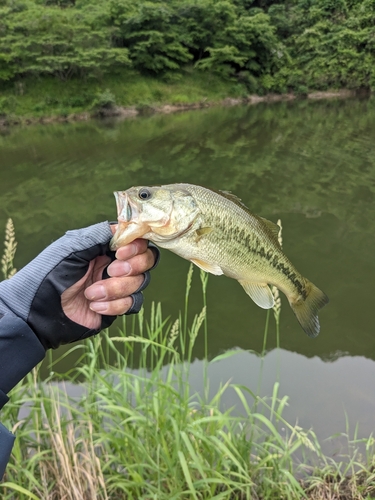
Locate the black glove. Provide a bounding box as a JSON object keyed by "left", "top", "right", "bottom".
{"left": 0, "top": 222, "right": 158, "bottom": 350}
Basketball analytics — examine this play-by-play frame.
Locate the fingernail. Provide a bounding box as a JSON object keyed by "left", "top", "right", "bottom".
{"left": 90, "top": 302, "right": 108, "bottom": 313}
{"left": 106, "top": 261, "right": 132, "bottom": 278}
{"left": 86, "top": 285, "right": 106, "bottom": 300}
{"left": 116, "top": 243, "right": 137, "bottom": 259}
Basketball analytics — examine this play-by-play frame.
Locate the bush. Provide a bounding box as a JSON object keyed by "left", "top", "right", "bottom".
{"left": 0, "top": 96, "right": 17, "bottom": 114}
{"left": 92, "top": 89, "right": 116, "bottom": 109}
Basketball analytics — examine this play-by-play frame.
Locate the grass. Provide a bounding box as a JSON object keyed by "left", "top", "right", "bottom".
{"left": 0, "top": 68, "right": 248, "bottom": 123}
{"left": 1, "top": 222, "right": 375, "bottom": 499}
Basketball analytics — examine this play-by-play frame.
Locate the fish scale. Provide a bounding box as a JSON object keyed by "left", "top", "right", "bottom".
{"left": 111, "top": 183, "right": 329, "bottom": 337}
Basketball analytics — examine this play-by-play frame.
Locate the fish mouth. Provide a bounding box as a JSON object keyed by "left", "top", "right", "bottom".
{"left": 114, "top": 191, "right": 134, "bottom": 223}
{"left": 110, "top": 191, "right": 139, "bottom": 250}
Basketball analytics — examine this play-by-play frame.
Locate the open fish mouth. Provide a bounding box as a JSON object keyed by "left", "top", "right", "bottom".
{"left": 110, "top": 191, "right": 133, "bottom": 250}
{"left": 114, "top": 191, "right": 133, "bottom": 222}
{"left": 110, "top": 191, "right": 145, "bottom": 250}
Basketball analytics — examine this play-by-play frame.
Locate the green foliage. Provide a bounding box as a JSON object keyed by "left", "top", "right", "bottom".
{"left": 111, "top": 0, "right": 192, "bottom": 74}
{"left": 1, "top": 0, "right": 375, "bottom": 93}
{"left": 91, "top": 88, "right": 117, "bottom": 110}
{"left": 0, "top": 0, "right": 130, "bottom": 81}
{"left": 275, "top": 0, "right": 375, "bottom": 91}
{"left": 179, "top": 1, "right": 284, "bottom": 89}
{"left": 0, "top": 96, "right": 17, "bottom": 115}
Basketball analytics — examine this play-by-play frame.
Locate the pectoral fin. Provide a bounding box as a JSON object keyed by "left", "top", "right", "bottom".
{"left": 239, "top": 280, "right": 275, "bottom": 309}
{"left": 196, "top": 227, "right": 213, "bottom": 241}
{"left": 191, "top": 258, "right": 224, "bottom": 275}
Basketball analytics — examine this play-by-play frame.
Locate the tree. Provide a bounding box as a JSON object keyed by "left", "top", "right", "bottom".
{"left": 0, "top": 0, "right": 130, "bottom": 81}
{"left": 111, "top": 0, "right": 191, "bottom": 73}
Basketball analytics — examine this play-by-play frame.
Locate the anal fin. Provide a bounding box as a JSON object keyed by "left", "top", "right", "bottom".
{"left": 191, "top": 258, "right": 224, "bottom": 275}
{"left": 239, "top": 280, "right": 275, "bottom": 309}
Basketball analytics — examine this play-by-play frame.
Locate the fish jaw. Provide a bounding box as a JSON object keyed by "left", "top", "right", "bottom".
{"left": 110, "top": 191, "right": 149, "bottom": 250}
{"left": 110, "top": 186, "right": 200, "bottom": 249}
{"left": 110, "top": 221, "right": 151, "bottom": 250}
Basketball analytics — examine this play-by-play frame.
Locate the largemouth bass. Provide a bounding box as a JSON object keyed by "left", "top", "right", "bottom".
{"left": 110, "top": 183, "right": 329, "bottom": 337}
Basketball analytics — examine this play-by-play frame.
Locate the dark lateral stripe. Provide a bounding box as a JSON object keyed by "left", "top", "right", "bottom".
{"left": 249, "top": 244, "right": 306, "bottom": 299}
{"left": 215, "top": 216, "right": 307, "bottom": 299}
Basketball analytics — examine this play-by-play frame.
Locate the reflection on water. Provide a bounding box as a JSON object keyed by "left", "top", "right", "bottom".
{"left": 43, "top": 349, "right": 375, "bottom": 455}
{"left": 1, "top": 97, "right": 375, "bottom": 441}
{"left": 187, "top": 349, "right": 375, "bottom": 449}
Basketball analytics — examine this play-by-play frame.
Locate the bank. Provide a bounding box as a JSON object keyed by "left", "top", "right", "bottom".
{"left": 0, "top": 69, "right": 362, "bottom": 128}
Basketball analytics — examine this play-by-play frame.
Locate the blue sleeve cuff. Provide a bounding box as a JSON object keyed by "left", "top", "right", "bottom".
{"left": 0, "top": 390, "right": 9, "bottom": 410}
{"left": 0, "top": 313, "right": 44, "bottom": 478}
{"left": 0, "top": 313, "right": 45, "bottom": 395}
{"left": 0, "top": 422, "right": 15, "bottom": 479}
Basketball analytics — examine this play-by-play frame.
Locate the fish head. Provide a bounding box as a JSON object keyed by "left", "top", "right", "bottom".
{"left": 110, "top": 185, "right": 199, "bottom": 249}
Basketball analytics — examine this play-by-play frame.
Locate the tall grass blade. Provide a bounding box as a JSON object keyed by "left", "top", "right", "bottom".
{"left": 178, "top": 450, "right": 198, "bottom": 500}
{"left": 1, "top": 483, "right": 40, "bottom": 500}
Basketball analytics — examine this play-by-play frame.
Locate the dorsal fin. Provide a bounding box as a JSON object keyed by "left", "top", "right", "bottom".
{"left": 258, "top": 217, "right": 282, "bottom": 248}
{"left": 216, "top": 190, "right": 250, "bottom": 211}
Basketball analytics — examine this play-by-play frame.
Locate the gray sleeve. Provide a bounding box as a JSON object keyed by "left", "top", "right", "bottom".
{"left": 0, "top": 222, "right": 113, "bottom": 479}
{"left": 0, "top": 222, "right": 113, "bottom": 322}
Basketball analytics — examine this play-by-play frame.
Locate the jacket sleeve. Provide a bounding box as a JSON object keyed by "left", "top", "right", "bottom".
{"left": 0, "top": 223, "right": 159, "bottom": 479}
{"left": 0, "top": 312, "right": 45, "bottom": 479}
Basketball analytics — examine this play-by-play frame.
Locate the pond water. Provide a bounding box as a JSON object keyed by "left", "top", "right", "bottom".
{"left": 1, "top": 97, "right": 375, "bottom": 453}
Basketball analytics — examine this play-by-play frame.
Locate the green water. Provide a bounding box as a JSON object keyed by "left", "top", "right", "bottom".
{"left": 1, "top": 97, "right": 375, "bottom": 445}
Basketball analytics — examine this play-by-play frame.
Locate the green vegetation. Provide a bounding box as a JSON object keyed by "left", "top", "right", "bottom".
{"left": 0, "top": 69, "right": 247, "bottom": 121}
{"left": 1, "top": 0, "right": 375, "bottom": 121}
{"left": 1, "top": 227, "right": 375, "bottom": 498}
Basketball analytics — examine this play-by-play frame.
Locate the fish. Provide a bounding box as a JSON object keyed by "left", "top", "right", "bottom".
{"left": 110, "top": 183, "right": 329, "bottom": 337}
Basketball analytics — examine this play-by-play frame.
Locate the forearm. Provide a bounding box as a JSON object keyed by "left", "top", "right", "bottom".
{"left": 0, "top": 312, "right": 45, "bottom": 479}
{"left": 0, "top": 223, "right": 159, "bottom": 480}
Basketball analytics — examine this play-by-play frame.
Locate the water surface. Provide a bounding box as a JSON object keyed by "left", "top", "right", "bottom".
{"left": 1, "top": 97, "right": 374, "bottom": 448}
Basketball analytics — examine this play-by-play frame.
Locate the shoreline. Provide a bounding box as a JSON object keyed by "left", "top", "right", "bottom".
{"left": 0, "top": 89, "right": 360, "bottom": 129}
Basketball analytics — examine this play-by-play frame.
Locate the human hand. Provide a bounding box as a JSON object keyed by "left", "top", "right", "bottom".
{"left": 0, "top": 222, "right": 159, "bottom": 350}
{"left": 62, "top": 230, "right": 157, "bottom": 330}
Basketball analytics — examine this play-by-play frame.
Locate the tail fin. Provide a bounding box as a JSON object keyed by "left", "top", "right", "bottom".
{"left": 289, "top": 281, "right": 329, "bottom": 338}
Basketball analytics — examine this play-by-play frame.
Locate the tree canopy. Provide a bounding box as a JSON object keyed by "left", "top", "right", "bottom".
{"left": 0, "top": 0, "right": 374, "bottom": 92}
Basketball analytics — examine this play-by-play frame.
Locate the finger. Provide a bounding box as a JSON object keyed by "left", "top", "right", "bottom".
{"left": 84, "top": 275, "right": 144, "bottom": 302}
{"left": 115, "top": 239, "right": 149, "bottom": 261}
{"left": 90, "top": 296, "right": 134, "bottom": 315}
{"left": 107, "top": 248, "right": 155, "bottom": 277}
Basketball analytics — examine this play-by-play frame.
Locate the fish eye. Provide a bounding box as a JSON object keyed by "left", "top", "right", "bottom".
{"left": 138, "top": 188, "right": 152, "bottom": 200}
